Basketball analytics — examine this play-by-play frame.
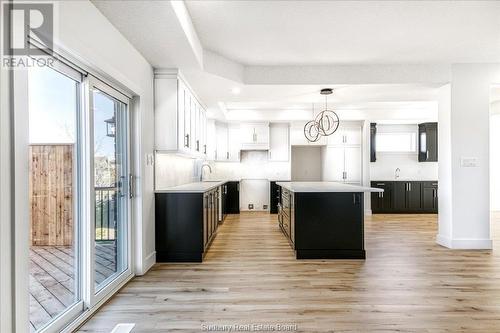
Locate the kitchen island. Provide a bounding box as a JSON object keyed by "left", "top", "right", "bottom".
{"left": 276, "top": 182, "right": 383, "bottom": 259}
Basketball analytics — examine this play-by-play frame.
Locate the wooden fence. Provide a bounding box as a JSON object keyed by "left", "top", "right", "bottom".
{"left": 29, "top": 144, "right": 73, "bottom": 246}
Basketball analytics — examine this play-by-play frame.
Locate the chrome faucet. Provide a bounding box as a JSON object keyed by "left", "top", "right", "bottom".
{"left": 200, "top": 163, "right": 212, "bottom": 181}
{"left": 395, "top": 168, "right": 401, "bottom": 179}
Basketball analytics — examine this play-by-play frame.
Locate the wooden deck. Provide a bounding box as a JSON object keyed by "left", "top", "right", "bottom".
{"left": 29, "top": 242, "right": 117, "bottom": 332}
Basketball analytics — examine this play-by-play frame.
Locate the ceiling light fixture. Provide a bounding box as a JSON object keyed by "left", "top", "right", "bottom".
{"left": 304, "top": 88, "right": 340, "bottom": 142}
{"left": 231, "top": 87, "right": 241, "bottom": 95}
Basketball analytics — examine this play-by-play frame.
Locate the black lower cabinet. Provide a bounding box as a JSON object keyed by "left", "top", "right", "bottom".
{"left": 270, "top": 181, "right": 282, "bottom": 214}
{"left": 225, "top": 181, "right": 240, "bottom": 214}
{"left": 371, "top": 180, "right": 437, "bottom": 214}
{"left": 422, "top": 181, "right": 438, "bottom": 213}
{"left": 156, "top": 187, "right": 220, "bottom": 262}
{"left": 221, "top": 184, "right": 227, "bottom": 221}
{"left": 371, "top": 181, "right": 393, "bottom": 213}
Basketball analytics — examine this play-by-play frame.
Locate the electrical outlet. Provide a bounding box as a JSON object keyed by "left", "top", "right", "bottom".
{"left": 248, "top": 204, "right": 254, "bottom": 210}
{"left": 263, "top": 204, "right": 268, "bottom": 210}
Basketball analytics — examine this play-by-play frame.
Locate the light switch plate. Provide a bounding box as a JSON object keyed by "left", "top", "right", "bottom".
{"left": 460, "top": 157, "right": 479, "bottom": 167}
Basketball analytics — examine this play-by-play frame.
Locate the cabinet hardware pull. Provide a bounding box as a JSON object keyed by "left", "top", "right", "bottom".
{"left": 381, "top": 192, "right": 384, "bottom": 198}
{"left": 226, "top": 152, "right": 229, "bottom": 159}
{"left": 196, "top": 140, "right": 200, "bottom": 151}
{"left": 409, "top": 183, "right": 411, "bottom": 191}
{"left": 204, "top": 144, "right": 207, "bottom": 154}
{"left": 426, "top": 150, "right": 429, "bottom": 160}
{"left": 377, "top": 183, "right": 385, "bottom": 185}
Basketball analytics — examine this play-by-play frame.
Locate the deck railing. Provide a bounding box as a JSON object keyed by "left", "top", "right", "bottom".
{"left": 95, "top": 186, "right": 117, "bottom": 241}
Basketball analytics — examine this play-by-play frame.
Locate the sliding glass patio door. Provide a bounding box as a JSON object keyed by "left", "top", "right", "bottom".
{"left": 89, "top": 77, "right": 131, "bottom": 301}
{"left": 23, "top": 66, "right": 132, "bottom": 332}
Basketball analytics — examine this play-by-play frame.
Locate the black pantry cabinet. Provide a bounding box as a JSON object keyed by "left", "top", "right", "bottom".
{"left": 371, "top": 180, "right": 438, "bottom": 214}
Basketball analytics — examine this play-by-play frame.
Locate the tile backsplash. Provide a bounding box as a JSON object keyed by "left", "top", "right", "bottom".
{"left": 155, "top": 153, "right": 201, "bottom": 189}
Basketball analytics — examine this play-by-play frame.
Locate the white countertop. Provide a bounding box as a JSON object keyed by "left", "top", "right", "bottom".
{"left": 156, "top": 180, "right": 229, "bottom": 193}
{"left": 276, "top": 181, "right": 384, "bottom": 193}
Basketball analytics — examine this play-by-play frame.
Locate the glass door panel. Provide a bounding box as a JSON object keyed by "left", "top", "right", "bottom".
{"left": 28, "top": 65, "right": 82, "bottom": 331}
{"left": 91, "top": 85, "right": 129, "bottom": 292}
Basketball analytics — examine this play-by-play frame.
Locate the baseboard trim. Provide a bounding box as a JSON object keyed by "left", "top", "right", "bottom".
{"left": 437, "top": 235, "right": 492, "bottom": 249}
{"left": 139, "top": 251, "right": 156, "bottom": 275}
{"left": 364, "top": 209, "right": 372, "bottom": 216}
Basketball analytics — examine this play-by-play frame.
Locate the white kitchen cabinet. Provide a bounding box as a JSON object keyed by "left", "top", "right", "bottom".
{"left": 154, "top": 70, "right": 207, "bottom": 157}
{"left": 269, "top": 123, "right": 289, "bottom": 161}
{"left": 321, "top": 147, "right": 345, "bottom": 181}
{"left": 200, "top": 109, "right": 207, "bottom": 155}
{"left": 240, "top": 122, "right": 269, "bottom": 150}
{"left": 227, "top": 124, "right": 241, "bottom": 161}
{"left": 327, "top": 124, "right": 362, "bottom": 147}
{"left": 206, "top": 119, "right": 216, "bottom": 160}
{"left": 344, "top": 147, "right": 361, "bottom": 183}
{"left": 290, "top": 121, "right": 327, "bottom": 146}
{"left": 215, "top": 122, "right": 228, "bottom": 161}
{"left": 321, "top": 146, "right": 362, "bottom": 184}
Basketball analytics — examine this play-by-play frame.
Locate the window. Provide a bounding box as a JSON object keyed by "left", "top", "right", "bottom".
{"left": 376, "top": 132, "right": 417, "bottom": 153}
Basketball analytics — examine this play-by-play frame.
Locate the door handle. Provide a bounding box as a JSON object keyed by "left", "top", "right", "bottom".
{"left": 128, "top": 174, "right": 134, "bottom": 198}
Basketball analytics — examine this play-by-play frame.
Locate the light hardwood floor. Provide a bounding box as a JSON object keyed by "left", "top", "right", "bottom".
{"left": 79, "top": 212, "right": 500, "bottom": 332}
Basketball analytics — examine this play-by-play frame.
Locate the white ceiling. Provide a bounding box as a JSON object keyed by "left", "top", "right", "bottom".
{"left": 186, "top": 0, "right": 500, "bottom": 66}
{"left": 92, "top": 0, "right": 500, "bottom": 122}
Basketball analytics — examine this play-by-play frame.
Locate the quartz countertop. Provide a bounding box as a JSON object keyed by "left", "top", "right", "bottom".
{"left": 276, "top": 181, "right": 384, "bottom": 193}
{"left": 155, "top": 180, "right": 229, "bottom": 193}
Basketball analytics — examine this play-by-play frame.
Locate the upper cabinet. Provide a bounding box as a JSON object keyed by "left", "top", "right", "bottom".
{"left": 154, "top": 69, "right": 207, "bottom": 157}
{"left": 214, "top": 122, "right": 240, "bottom": 162}
{"left": 418, "top": 122, "right": 438, "bottom": 162}
{"left": 240, "top": 122, "right": 269, "bottom": 150}
{"left": 227, "top": 124, "right": 241, "bottom": 161}
{"left": 290, "top": 121, "right": 327, "bottom": 146}
{"left": 206, "top": 119, "right": 217, "bottom": 160}
{"left": 370, "top": 123, "right": 377, "bottom": 162}
{"left": 269, "top": 123, "right": 289, "bottom": 161}
{"left": 327, "top": 124, "right": 362, "bottom": 147}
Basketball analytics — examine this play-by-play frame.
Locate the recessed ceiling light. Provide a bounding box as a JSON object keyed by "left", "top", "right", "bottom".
{"left": 231, "top": 87, "right": 241, "bottom": 95}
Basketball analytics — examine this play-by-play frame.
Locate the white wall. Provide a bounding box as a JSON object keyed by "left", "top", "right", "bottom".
{"left": 370, "top": 124, "right": 438, "bottom": 181}
{"left": 56, "top": 1, "right": 155, "bottom": 274}
{"left": 438, "top": 64, "right": 500, "bottom": 249}
{"left": 0, "top": 5, "right": 13, "bottom": 328}
{"left": 291, "top": 147, "right": 322, "bottom": 181}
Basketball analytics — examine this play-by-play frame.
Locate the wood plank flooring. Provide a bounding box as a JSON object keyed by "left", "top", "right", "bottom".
{"left": 79, "top": 213, "right": 500, "bottom": 333}
{"left": 30, "top": 243, "right": 117, "bottom": 332}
